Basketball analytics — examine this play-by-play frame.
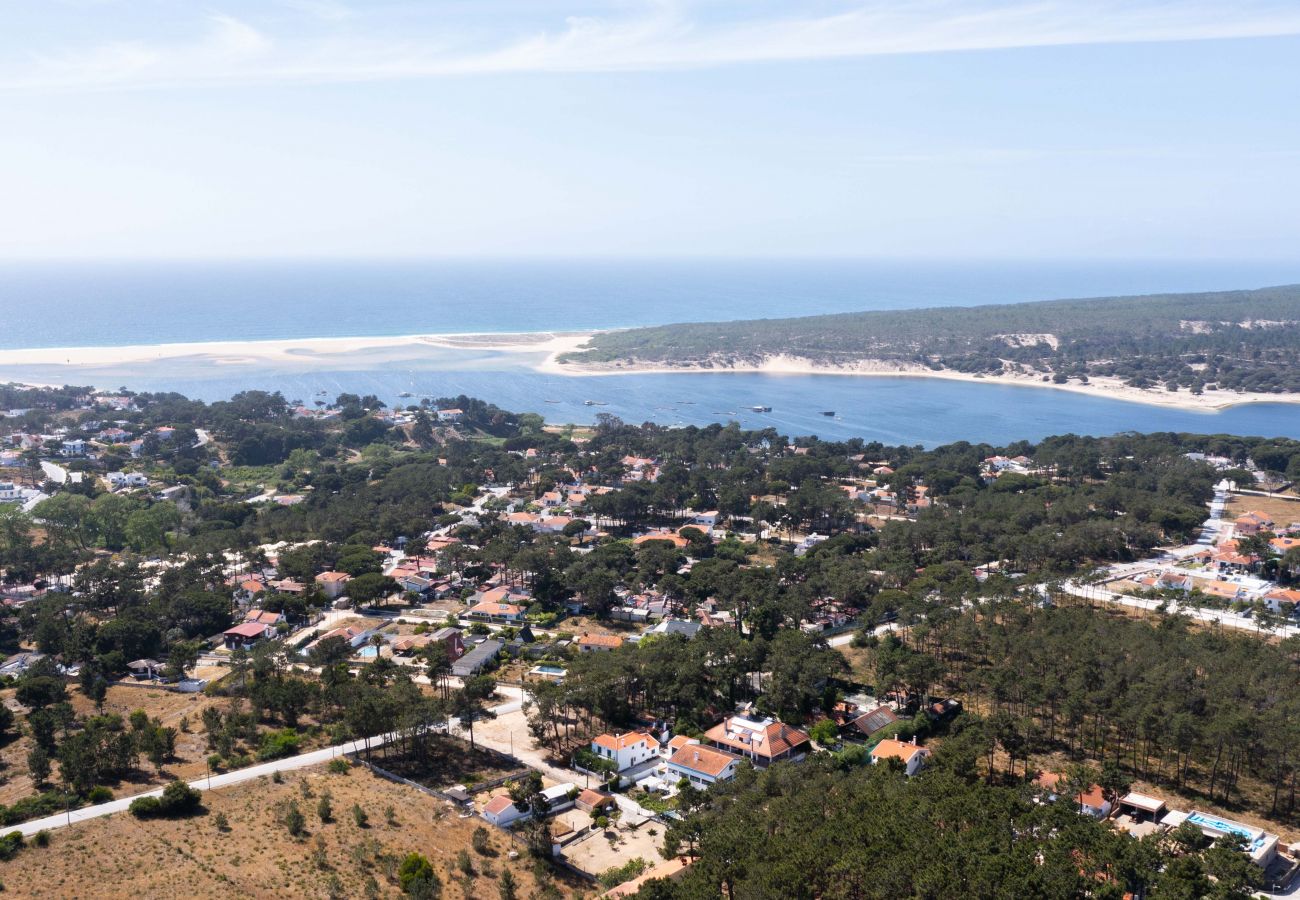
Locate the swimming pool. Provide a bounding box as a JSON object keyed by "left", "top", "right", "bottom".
{"left": 1185, "top": 811, "right": 1268, "bottom": 852}
{"left": 357, "top": 645, "right": 381, "bottom": 658}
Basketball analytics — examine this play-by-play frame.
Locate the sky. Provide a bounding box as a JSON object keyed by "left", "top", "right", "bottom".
{"left": 1, "top": 0, "right": 1299, "bottom": 260}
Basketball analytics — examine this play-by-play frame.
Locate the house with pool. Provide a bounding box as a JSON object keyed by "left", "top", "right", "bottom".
{"left": 1162, "top": 810, "right": 1279, "bottom": 868}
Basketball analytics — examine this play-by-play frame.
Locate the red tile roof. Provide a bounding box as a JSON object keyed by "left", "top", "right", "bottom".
{"left": 223, "top": 621, "right": 267, "bottom": 639}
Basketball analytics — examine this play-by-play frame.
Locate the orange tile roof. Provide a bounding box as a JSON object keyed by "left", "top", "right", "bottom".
{"left": 633, "top": 532, "right": 689, "bottom": 548}
{"left": 1077, "top": 784, "right": 1108, "bottom": 809}
{"left": 703, "top": 717, "right": 809, "bottom": 760}
{"left": 578, "top": 633, "right": 625, "bottom": 649}
{"left": 592, "top": 731, "right": 650, "bottom": 751}
{"left": 668, "top": 744, "right": 740, "bottom": 778}
{"left": 468, "top": 600, "right": 525, "bottom": 616}
{"left": 577, "top": 788, "right": 613, "bottom": 808}
{"left": 871, "top": 738, "right": 928, "bottom": 764}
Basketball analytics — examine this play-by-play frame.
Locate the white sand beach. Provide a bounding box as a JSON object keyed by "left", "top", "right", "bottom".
{"left": 0, "top": 331, "right": 595, "bottom": 370}
{"left": 541, "top": 349, "right": 1300, "bottom": 412}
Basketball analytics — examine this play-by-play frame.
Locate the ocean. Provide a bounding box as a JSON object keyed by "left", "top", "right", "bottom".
{"left": 3, "top": 258, "right": 1300, "bottom": 446}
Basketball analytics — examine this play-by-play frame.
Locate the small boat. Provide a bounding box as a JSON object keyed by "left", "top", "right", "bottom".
{"left": 544, "top": 399, "right": 562, "bottom": 404}
{"left": 398, "top": 391, "right": 413, "bottom": 398}
{"left": 821, "top": 410, "right": 835, "bottom": 416}
{"left": 584, "top": 400, "right": 608, "bottom": 406}
{"left": 750, "top": 405, "right": 772, "bottom": 413}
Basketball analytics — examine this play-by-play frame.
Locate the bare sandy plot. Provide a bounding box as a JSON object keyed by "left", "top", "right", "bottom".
{"left": 561, "top": 817, "right": 666, "bottom": 880}
{"left": 0, "top": 763, "right": 586, "bottom": 899}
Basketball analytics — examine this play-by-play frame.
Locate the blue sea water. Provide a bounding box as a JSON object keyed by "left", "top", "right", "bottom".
{"left": 2, "top": 258, "right": 1300, "bottom": 446}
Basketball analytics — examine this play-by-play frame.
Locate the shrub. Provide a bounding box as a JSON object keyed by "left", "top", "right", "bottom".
{"left": 498, "top": 868, "right": 517, "bottom": 900}
{"left": 456, "top": 848, "right": 474, "bottom": 877}
{"left": 129, "top": 796, "right": 163, "bottom": 819}
{"left": 352, "top": 804, "right": 369, "bottom": 828}
{"left": 471, "top": 826, "right": 492, "bottom": 855}
{"left": 32, "top": 830, "right": 50, "bottom": 848}
{"left": 214, "top": 812, "right": 230, "bottom": 832}
{"left": 129, "top": 782, "right": 202, "bottom": 819}
{"left": 597, "top": 857, "right": 649, "bottom": 889}
{"left": 398, "top": 852, "right": 440, "bottom": 895}
{"left": 258, "top": 729, "right": 301, "bottom": 761}
{"left": 159, "top": 781, "right": 202, "bottom": 816}
{"left": 0, "top": 831, "right": 23, "bottom": 861}
{"left": 328, "top": 758, "right": 350, "bottom": 775}
{"left": 317, "top": 794, "right": 333, "bottom": 823}
{"left": 283, "top": 801, "right": 307, "bottom": 837}
{"left": 87, "top": 786, "right": 113, "bottom": 804}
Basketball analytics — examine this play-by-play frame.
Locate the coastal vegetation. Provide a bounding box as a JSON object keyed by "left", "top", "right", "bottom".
{"left": 560, "top": 283, "right": 1300, "bottom": 395}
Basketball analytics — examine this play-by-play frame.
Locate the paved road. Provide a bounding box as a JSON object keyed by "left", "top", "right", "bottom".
{"left": 12, "top": 733, "right": 370, "bottom": 837}
{"left": 10, "top": 692, "right": 525, "bottom": 838}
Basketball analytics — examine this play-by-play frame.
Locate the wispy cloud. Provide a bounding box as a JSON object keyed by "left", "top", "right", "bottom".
{"left": 6, "top": 0, "right": 1300, "bottom": 91}
{"left": 275, "top": 0, "right": 353, "bottom": 23}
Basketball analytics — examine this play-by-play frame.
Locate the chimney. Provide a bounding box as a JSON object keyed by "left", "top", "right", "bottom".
{"left": 912, "top": 735, "right": 918, "bottom": 746}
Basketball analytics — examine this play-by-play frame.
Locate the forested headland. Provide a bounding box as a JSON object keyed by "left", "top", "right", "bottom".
{"left": 560, "top": 283, "right": 1300, "bottom": 395}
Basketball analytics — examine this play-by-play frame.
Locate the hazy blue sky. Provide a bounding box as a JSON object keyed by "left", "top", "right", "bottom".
{"left": 2, "top": 0, "right": 1299, "bottom": 259}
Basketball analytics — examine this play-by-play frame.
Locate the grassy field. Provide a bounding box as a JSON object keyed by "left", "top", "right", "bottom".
{"left": 0, "top": 761, "right": 588, "bottom": 898}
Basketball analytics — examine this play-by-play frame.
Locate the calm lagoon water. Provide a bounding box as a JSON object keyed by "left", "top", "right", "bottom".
{"left": 3, "top": 258, "right": 1300, "bottom": 446}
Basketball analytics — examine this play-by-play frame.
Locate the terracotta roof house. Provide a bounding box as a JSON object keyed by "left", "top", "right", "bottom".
{"left": 391, "top": 635, "right": 431, "bottom": 654}
{"left": 577, "top": 632, "right": 625, "bottom": 653}
{"left": 244, "top": 609, "right": 285, "bottom": 627}
{"left": 590, "top": 731, "right": 657, "bottom": 771}
{"left": 467, "top": 600, "right": 526, "bottom": 622}
{"left": 1265, "top": 588, "right": 1300, "bottom": 613}
{"left": 870, "top": 738, "right": 931, "bottom": 776}
{"left": 1033, "top": 771, "right": 1112, "bottom": 818}
{"left": 664, "top": 743, "right": 742, "bottom": 786}
{"left": 314, "top": 571, "right": 352, "bottom": 600}
{"left": 660, "top": 734, "right": 697, "bottom": 759}
{"left": 704, "top": 715, "right": 810, "bottom": 767}
{"left": 575, "top": 788, "right": 616, "bottom": 814}
{"left": 632, "top": 531, "right": 689, "bottom": 549}
{"left": 1235, "top": 511, "right": 1274, "bottom": 535}
{"left": 482, "top": 794, "right": 529, "bottom": 828}
{"left": 1270, "top": 536, "right": 1300, "bottom": 554}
